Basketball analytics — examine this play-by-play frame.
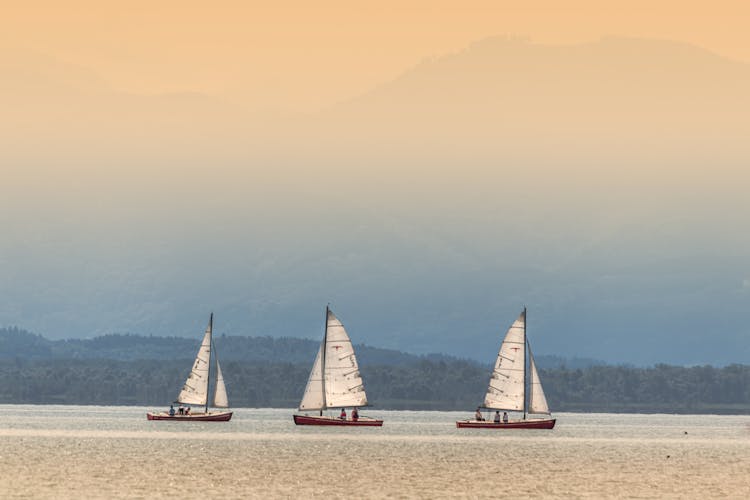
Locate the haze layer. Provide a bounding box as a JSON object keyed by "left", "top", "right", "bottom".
{"left": 2, "top": 3, "right": 749, "bottom": 365}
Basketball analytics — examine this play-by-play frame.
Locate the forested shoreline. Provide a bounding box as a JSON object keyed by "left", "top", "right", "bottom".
{"left": 1, "top": 328, "right": 749, "bottom": 413}
{"left": 1, "top": 358, "right": 749, "bottom": 414}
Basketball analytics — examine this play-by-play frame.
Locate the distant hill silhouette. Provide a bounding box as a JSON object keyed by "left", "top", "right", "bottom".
{"left": 0, "top": 327, "right": 601, "bottom": 369}
{"left": 5, "top": 37, "right": 749, "bottom": 167}
{"left": 0, "top": 47, "right": 264, "bottom": 166}
{"left": 296, "top": 36, "right": 750, "bottom": 175}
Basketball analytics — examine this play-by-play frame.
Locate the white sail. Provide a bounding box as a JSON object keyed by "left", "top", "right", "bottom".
{"left": 528, "top": 348, "right": 550, "bottom": 415}
{"left": 175, "top": 317, "right": 212, "bottom": 406}
{"left": 484, "top": 310, "right": 526, "bottom": 411}
{"left": 298, "top": 342, "right": 325, "bottom": 411}
{"left": 323, "top": 309, "right": 368, "bottom": 408}
{"left": 213, "top": 357, "right": 229, "bottom": 408}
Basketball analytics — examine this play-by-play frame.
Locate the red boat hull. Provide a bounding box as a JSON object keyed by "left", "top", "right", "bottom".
{"left": 456, "top": 418, "right": 556, "bottom": 429}
{"left": 146, "top": 411, "right": 233, "bottom": 421}
{"left": 293, "top": 414, "right": 383, "bottom": 426}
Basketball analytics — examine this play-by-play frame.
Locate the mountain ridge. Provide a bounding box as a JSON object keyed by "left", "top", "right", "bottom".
{"left": 0, "top": 327, "right": 603, "bottom": 369}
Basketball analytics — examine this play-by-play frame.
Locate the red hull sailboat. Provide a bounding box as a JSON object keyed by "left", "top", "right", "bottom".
{"left": 457, "top": 308, "right": 556, "bottom": 430}
{"left": 147, "top": 411, "right": 233, "bottom": 422}
{"left": 292, "top": 414, "right": 383, "bottom": 426}
{"left": 456, "top": 418, "right": 555, "bottom": 429}
{"left": 147, "top": 313, "right": 233, "bottom": 422}
{"left": 293, "top": 307, "right": 383, "bottom": 427}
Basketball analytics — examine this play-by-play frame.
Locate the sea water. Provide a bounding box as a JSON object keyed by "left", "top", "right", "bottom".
{"left": 0, "top": 405, "right": 748, "bottom": 498}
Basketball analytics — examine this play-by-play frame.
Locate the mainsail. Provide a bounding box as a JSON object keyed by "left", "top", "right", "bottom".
{"left": 299, "top": 343, "right": 325, "bottom": 410}
{"left": 176, "top": 315, "right": 213, "bottom": 406}
{"left": 528, "top": 348, "right": 550, "bottom": 415}
{"left": 324, "top": 309, "right": 368, "bottom": 408}
{"left": 298, "top": 307, "right": 368, "bottom": 411}
{"left": 213, "top": 358, "right": 229, "bottom": 408}
{"left": 483, "top": 310, "right": 526, "bottom": 411}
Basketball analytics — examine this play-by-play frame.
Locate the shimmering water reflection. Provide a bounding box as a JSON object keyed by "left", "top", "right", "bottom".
{"left": 0, "top": 406, "right": 748, "bottom": 498}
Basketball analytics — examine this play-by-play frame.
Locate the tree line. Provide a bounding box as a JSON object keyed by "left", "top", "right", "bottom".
{"left": 1, "top": 357, "right": 749, "bottom": 413}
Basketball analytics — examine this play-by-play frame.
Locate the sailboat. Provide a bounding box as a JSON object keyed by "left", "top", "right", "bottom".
{"left": 293, "top": 306, "right": 383, "bottom": 426}
{"left": 147, "top": 313, "right": 233, "bottom": 421}
{"left": 457, "top": 308, "right": 556, "bottom": 429}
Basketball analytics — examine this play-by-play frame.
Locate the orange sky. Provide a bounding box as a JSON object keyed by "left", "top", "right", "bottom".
{"left": 3, "top": 1, "right": 749, "bottom": 111}
{"left": 2, "top": 2, "right": 750, "bottom": 362}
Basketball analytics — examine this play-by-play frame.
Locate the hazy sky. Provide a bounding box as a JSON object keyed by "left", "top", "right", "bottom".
{"left": 3, "top": 1, "right": 750, "bottom": 111}
{"left": 1, "top": 2, "right": 749, "bottom": 365}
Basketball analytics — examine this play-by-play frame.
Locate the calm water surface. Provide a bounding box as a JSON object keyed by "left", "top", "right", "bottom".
{"left": 1, "top": 405, "right": 748, "bottom": 498}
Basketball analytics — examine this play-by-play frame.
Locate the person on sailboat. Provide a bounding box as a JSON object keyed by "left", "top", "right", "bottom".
{"left": 351, "top": 408, "right": 359, "bottom": 421}
{"left": 494, "top": 411, "right": 501, "bottom": 423}
{"left": 502, "top": 412, "right": 509, "bottom": 423}
{"left": 178, "top": 405, "right": 184, "bottom": 415}
{"left": 169, "top": 405, "right": 175, "bottom": 417}
{"left": 340, "top": 408, "right": 347, "bottom": 420}
{"left": 475, "top": 407, "right": 484, "bottom": 421}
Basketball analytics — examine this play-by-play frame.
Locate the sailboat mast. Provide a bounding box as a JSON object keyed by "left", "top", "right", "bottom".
{"left": 523, "top": 306, "right": 527, "bottom": 421}
{"left": 205, "top": 312, "right": 213, "bottom": 415}
{"left": 320, "top": 305, "right": 329, "bottom": 416}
